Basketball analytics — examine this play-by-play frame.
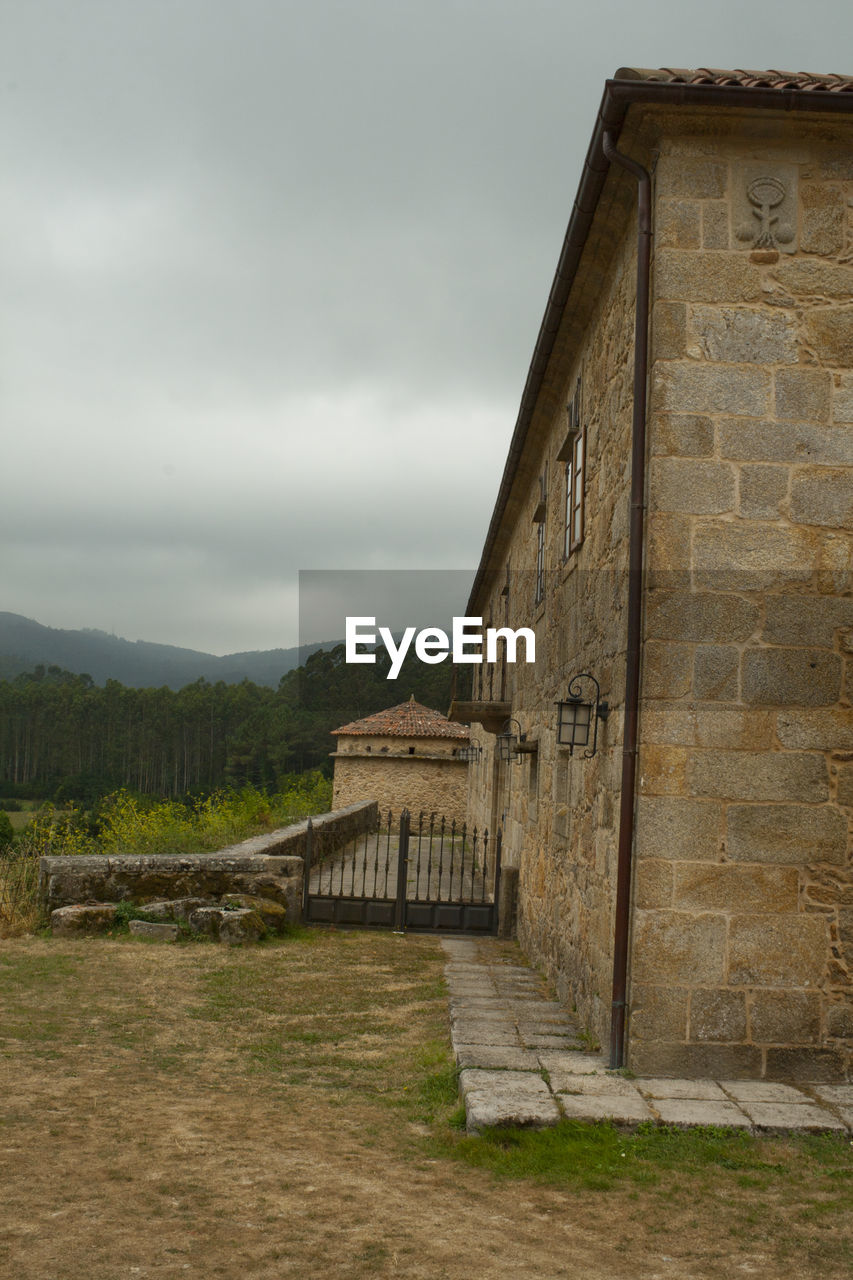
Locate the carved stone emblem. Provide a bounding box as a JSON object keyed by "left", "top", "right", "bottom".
{"left": 734, "top": 163, "right": 798, "bottom": 253}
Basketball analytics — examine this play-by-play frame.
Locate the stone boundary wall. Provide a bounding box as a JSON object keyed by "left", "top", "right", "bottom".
{"left": 39, "top": 800, "right": 378, "bottom": 919}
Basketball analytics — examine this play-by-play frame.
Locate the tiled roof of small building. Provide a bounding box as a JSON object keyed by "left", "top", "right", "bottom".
{"left": 616, "top": 67, "right": 853, "bottom": 92}
{"left": 332, "top": 696, "right": 470, "bottom": 740}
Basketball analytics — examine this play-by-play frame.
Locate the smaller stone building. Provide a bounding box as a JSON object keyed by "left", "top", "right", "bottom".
{"left": 331, "top": 697, "right": 470, "bottom": 824}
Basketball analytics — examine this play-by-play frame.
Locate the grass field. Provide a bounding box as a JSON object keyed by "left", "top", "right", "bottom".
{"left": 0, "top": 929, "right": 850, "bottom": 1279}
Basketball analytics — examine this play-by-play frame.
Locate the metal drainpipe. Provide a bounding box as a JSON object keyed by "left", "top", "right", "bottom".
{"left": 602, "top": 131, "right": 652, "bottom": 1069}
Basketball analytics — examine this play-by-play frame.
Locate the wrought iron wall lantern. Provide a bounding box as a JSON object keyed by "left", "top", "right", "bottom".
{"left": 457, "top": 744, "right": 482, "bottom": 762}
{"left": 497, "top": 718, "right": 525, "bottom": 763}
{"left": 555, "top": 673, "right": 610, "bottom": 758}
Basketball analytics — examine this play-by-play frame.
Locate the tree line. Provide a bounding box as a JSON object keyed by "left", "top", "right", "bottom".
{"left": 0, "top": 645, "right": 454, "bottom": 802}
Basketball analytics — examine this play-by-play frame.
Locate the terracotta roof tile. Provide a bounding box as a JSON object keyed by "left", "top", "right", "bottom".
{"left": 615, "top": 66, "right": 853, "bottom": 92}
{"left": 332, "top": 696, "right": 470, "bottom": 740}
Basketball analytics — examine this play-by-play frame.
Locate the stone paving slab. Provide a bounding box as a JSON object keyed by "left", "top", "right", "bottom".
{"left": 455, "top": 1045, "right": 542, "bottom": 1071}
{"left": 635, "top": 1077, "right": 728, "bottom": 1101}
{"left": 739, "top": 1102, "right": 848, "bottom": 1132}
{"left": 559, "top": 1093, "right": 655, "bottom": 1125}
{"left": 460, "top": 1069, "right": 560, "bottom": 1134}
{"left": 441, "top": 938, "right": 852, "bottom": 1136}
{"left": 551, "top": 1073, "right": 644, "bottom": 1098}
{"left": 654, "top": 1099, "right": 753, "bottom": 1128}
{"left": 721, "top": 1080, "right": 811, "bottom": 1104}
{"left": 538, "top": 1050, "right": 610, "bottom": 1075}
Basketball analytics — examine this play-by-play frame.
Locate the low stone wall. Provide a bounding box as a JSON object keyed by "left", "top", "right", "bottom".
{"left": 39, "top": 800, "right": 378, "bottom": 920}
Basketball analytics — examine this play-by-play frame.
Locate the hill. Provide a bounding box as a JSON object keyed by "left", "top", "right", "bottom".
{"left": 0, "top": 612, "right": 332, "bottom": 689}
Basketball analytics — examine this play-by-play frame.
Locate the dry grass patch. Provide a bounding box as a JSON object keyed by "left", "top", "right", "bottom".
{"left": 0, "top": 929, "right": 850, "bottom": 1280}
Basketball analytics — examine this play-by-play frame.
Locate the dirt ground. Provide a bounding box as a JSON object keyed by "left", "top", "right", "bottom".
{"left": 0, "top": 929, "right": 850, "bottom": 1279}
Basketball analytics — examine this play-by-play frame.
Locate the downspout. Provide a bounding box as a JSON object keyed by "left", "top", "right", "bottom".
{"left": 601, "top": 131, "right": 652, "bottom": 1069}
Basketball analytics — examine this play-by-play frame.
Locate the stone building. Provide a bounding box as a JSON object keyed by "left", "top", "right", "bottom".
{"left": 453, "top": 68, "right": 853, "bottom": 1081}
{"left": 331, "top": 697, "right": 470, "bottom": 824}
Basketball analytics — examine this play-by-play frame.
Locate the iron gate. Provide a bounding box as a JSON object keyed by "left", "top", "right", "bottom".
{"left": 303, "top": 809, "right": 501, "bottom": 933}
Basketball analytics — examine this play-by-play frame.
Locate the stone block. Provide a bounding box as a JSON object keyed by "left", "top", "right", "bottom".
{"left": 775, "top": 368, "right": 832, "bottom": 422}
{"left": 763, "top": 1047, "right": 847, "bottom": 1083}
{"left": 655, "top": 250, "right": 763, "bottom": 304}
{"left": 824, "top": 1000, "right": 853, "bottom": 1039}
{"left": 838, "top": 764, "right": 853, "bottom": 807}
{"left": 187, "top": 906, "right": 267, "bottom": 944}
{"left": 778, "top": 709, "right": 853, "bottom": 752}
{"left": 833, "top": 372, "right": 853, "bottom": 423}
{"left": 726, "top": 803, "right": 848, "bottom": 865}
{"left": 690, "top": 305, "right": 797, "bottom": 365}
{"left": 651, "top": 361, "right": 770, "bottom": 417}
{"left": 750, "top": 990, "right": 821, "bottom": 1044}
{"left": 689, "top": 989, "right": 747, "bottom": 1042}
{"left": 650, "top": 413, "right": 714, "bottom": 457}
{"left": 772, "top": 259, "right": 853, "bottom": 299}
{"left": 646, "top": 514, "right": 691, "bottom": 577}
{"left": 702, "top": 201, "right": 729, "bottom": 249}
{"left": 799, "top": 183, "right": 845, "bottom": 256}
{"left": 658, "top": 200, "right": 701, "bottom": 249}
{"left": 641, "top": 641, "right": 693, "bottom": 698}
{"left": 742, "top": 647, "right": 842, "bottom": 707}
{"left": 634, "top": 858, "right": 673, "bottom": 909}
{"left": 630, "top": 983, "right": 688, "bottom": 1041}
{"left": 628, "top": 1042, "right": 763, "bottom": 1080}
{"left": 673, "top": 863, "right": 798, "bottom": 914}
{"left": 738, "top": 465, "right": 789, "bottom": 519}
{"left": 716, "top": 417, "right": 851, "bottom": 466}
{"left": 128, "top": 920, "right": 179, "bottom": 941}
{"left": 50, "top": 903, "right": 117, "bottom": 936}
{"left": 790, "top": 468, "right": 853, "bottom": 529}
{"left": 727, "top": 915, "right": 828, "bottom": 987}
{"left": 688, "top": 750, "right": 828, "bottom": 803}
{"left": 537, "top": 1050, "right": 608, "bottom": 1076}
{"left": 693, "top": 707, "right": 775, "bottom": 750}
{"left": 804, "top": 306, "right": 853, "bottom": 366}
{"left": 638, "top": 744, "right": 687, "bottom": 795}
{"left": 135, "top": 897, "right": 214, "bottom": 920}
{"left": 645, "top": 590, "right": 760, "bottom": 644}
{"left": 693, "top": 645, "right": 739, "bottom": 700}
{"left": 692, "top": 523, "right": 817, "bottom": 593}
{"left": 763, "top": 595, "right": 853, "bottom": 647}
{"left": 220, "top": 893, "right": 289, "bottom": 931}
{"left": 652, "top": 301, "right": 687, "bottom": 360}
{"left": 656, "top": 157, "right": 728, "bottom": 199}
{"left": 649, "top": 459, "right": 736, "bottom": 515}
{"left": 635, "top": 796, "right": 723, "bottom": 862}
{"left": 631, "top": 910, "right": 727, "bottom": 985}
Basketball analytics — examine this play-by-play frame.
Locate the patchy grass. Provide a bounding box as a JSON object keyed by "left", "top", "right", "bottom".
{"left": 0, "top": 929, "right": 850, "bottom": 1280}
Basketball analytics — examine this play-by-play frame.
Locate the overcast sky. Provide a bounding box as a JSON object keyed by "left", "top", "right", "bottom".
{"left": 1, "top": 1, "right": 849, "bottom": 654}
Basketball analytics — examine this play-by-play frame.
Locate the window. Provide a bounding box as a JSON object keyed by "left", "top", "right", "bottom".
{"left": 535, "top": 519, "right": 545, "bottom": 604}
{"left": 533, "top": 468, "right": 547, "bottom": 606}
{"left": 561, "top": 379, "right": 585, "bottom": 558}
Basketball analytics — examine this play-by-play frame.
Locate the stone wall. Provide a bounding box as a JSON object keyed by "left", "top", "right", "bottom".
{"left": 464, "top": 104, "right": 852, "bottom": 1080}
{"left": 465, "top": 171, "right": 640, "bottom": 1046}
{"left": 332, "top": 734, "right": 469, "bottom": 824}
{"left": 39, "top": 800, "right": 377, "bottom": 918}
{"left": 632, "top": 113, "right": 853, "bottom": 1081}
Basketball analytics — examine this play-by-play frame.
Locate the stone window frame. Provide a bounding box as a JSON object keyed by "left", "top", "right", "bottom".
{"left": 533, "top": 468, "right": 547, "bottom": 606}
{"left": 560, "top": 378, "right": 585, "bottom": 560}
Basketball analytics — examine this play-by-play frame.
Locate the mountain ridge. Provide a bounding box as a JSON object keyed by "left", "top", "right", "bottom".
{"left": 0, "top": 612, "right": 335, "bottom": 690}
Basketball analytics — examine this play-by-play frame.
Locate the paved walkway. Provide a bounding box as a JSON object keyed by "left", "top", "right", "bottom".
{"left": 442, "top": 936, "right": 853, "bottom": 1136}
